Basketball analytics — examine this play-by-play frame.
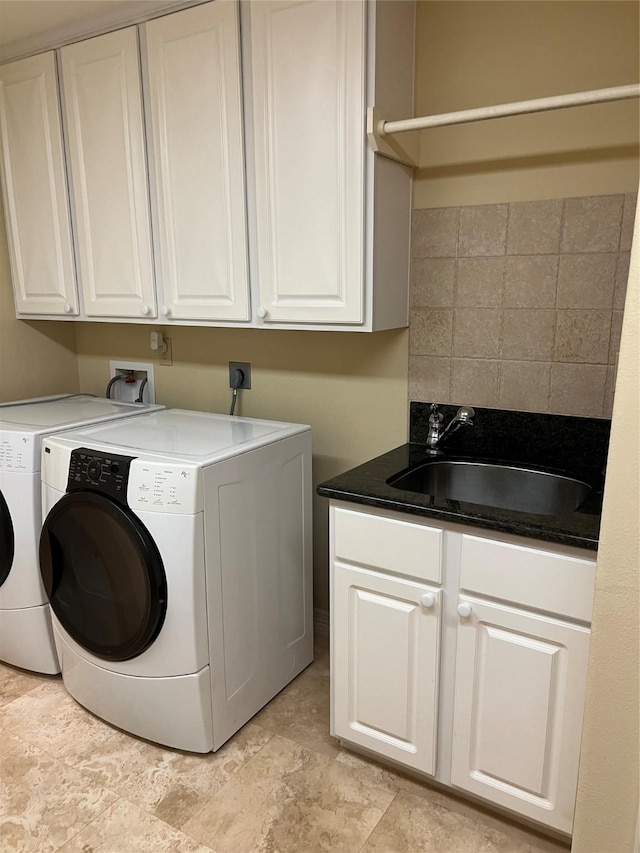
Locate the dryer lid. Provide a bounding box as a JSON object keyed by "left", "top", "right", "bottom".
{"left": 44, "top": 409, "right": 309, "bottom": 463}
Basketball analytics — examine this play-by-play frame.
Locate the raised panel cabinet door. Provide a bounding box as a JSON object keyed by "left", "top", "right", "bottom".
{"left": 144, "top": 1, "right": 250, "bottom": 322}
{"left": 450, "top": 596, "right": 591, "bottom": 834}
{"left": 0, "top": 52, "right": 78, "bottom": 316}
{"left": 248, "top": 0, "right": 366, "bottom": 325}
{"left": 61, "top": 28, "right": 156, "bottom": 319}
{"left": 332, "top": 563, "right": 441, "bottom": 775}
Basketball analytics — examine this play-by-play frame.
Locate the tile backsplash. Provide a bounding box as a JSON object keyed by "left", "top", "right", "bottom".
{"left": 409, "top": 192, "right": 637, "bottom": 418}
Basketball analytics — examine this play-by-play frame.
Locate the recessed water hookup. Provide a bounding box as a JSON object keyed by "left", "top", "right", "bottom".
{"left": 108, "top": 360, "right": 156, "bottom": 404}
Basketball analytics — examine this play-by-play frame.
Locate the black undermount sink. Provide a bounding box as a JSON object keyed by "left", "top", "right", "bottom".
{"left": 387, "top": 459, "right": 592, "bottom": 516}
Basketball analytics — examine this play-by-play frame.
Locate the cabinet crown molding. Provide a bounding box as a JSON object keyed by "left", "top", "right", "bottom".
{"left": 0, "top": 0, "right": 203, "bottom": 63}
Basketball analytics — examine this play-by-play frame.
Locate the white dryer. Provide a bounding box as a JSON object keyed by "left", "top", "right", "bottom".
{"left": 0, "top": 394, "right": 164, "bottom": 673}
{"left": 39, "top": 409, "right": 313, "bottom": 753}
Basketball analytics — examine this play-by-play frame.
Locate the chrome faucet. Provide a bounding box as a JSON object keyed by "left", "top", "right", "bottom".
{"left": 426, "top": 403, "right": 475, "bottom": 449}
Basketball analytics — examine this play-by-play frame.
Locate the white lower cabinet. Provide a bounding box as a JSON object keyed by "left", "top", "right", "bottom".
{"left": 329, "top": 502, "right": 596, "bottom": 836}
{"left": 451, "top": 596, "right": 591, "bottom": 833}
{"left": 333, "top": 564, "right": 440, "bottom": 775}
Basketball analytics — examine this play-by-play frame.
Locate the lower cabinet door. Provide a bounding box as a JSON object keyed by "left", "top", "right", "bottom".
{"left": 332, "top": 563, "right": 441, "bottom": 775}
{"left": 450, "top": 596, "right": 591, "bottom": 834}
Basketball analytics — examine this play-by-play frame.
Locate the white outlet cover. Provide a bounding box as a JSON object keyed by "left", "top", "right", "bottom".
{"left": 109, "top": 360, "right": 155, "bottom": 404}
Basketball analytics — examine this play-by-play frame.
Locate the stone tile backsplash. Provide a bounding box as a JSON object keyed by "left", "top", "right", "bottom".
{"left": 409, "top": 192, "right": 637, "bottom": 418}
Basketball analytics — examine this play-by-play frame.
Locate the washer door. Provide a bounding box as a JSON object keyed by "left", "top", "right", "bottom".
{"left": 40, "top": 491, "right": 167, "bottom": 661}
{"left": 0, "top": 489, "right": 14, "bottom": 588}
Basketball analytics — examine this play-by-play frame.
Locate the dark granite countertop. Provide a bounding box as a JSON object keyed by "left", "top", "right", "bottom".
{"left": 316, "top": 404, "right": 610, "bottom": 551}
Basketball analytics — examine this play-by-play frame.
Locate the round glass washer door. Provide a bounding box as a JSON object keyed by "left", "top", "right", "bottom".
{"left": 0, "top": 489, "right": 14, "bottom": 588}
{"left": 40, "top": 491, "right": 167, "bottom": 661}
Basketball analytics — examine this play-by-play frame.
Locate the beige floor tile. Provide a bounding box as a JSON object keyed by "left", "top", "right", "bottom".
{"left": 0, "top": 680, "right": 122, "bottom": 760}
{"left": 335, "top": 748, "right": 437, "bottom": 800}
{"left": 67, "top": 721, "right": 273, "bottom": 829}
{"left": 0, "top": 662, "right": 54, "bottom": 708}
{"left": 182, "top": 734, "right": 395, "bottom": 853}
{"left": 361, "top": 790, "right": 564, "bottom": 853}
{"left": 469, "top": 804, "right": 570, "bottom": 852}
{"left": 0, "top": 729, "right": 118, "bottom": 853}
{"left": 335, "top": 749, "right": 514, "bottom": 827}
{"left": 251, "top": 664, "right": 339, "bottom": 757}
{"left": 56, "top": 798, "right": 213, "bottom": 853}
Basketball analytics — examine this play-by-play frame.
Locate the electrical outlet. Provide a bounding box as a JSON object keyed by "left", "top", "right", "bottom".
{"left": 229, "top": 361, "right": 251, "bottom": 389}
{"left": 108, "top": 360, "right": 155, "bottom": 403}
{"left": 160, "top": 338, "right": 172, "bottom": 366}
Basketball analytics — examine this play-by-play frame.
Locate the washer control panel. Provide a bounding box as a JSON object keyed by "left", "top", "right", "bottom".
{"left": 67, "top": 448, "right": 135, "bottom": 505}
{"left": 128, "top": 461, "right": 201, "bottom": 514}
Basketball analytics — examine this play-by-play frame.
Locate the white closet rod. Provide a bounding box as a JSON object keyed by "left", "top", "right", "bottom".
{"left": 380, "top": 84, "right": 640, "bottom": 135}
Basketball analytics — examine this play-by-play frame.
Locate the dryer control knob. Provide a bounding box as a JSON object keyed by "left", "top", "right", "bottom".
{"left": 86, "top": 459, "right": 102, "bottom": 482}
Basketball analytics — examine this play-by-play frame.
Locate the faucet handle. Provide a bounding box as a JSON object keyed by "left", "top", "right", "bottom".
{"left": 429, "top": 402, "right": 443, "bottom": 423}
{"left": 455, "top": 406, "right": 475, "bottom": 423}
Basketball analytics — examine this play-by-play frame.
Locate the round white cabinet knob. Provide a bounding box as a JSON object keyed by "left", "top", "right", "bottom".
{"left": 140, "top": 304, "right": 150, "bottom": 316}
{"left": 160, "top": 304, "right": 171, "bottom": 317}
{"left": 420, "top": 593, "right": 436, "bottom": 609}
{"left": 257, "top": 306, "right": 268, "bottom": 319}
{"left": 63, "top": 303, "right": 73, "bottom": 314}
{"left": 457, "top": 602, "right": 473, "bottom": 618}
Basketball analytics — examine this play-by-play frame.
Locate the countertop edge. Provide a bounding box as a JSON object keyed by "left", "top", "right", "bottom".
{"left": 316, "top": 484, "right": 599, "bottom": 553}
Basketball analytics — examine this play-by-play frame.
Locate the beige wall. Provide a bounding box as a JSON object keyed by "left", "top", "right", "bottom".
{"left": 73, "top": 323, "right": 409, "bottom": 615}
{"left": 0, "top": 201, "right": 79, "bottom": 402}
{"left": 414, "top": 1, "right": 639, "bottom": 208}
{"left": 572, "top": 195, "right": 639, "bottom": 852}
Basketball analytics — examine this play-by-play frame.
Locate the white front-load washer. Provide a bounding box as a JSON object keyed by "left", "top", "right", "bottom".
{"left": 0, "top": 394, "right": 164, "bottom": 673}
{"left": 39, "top": 409, "right": 313, "bottom": 752}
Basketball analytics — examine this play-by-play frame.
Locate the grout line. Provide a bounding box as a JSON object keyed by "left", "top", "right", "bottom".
{"left": 447, "top": 207, "right": 461, "bottom": 403}
{"left": 616, "top": 194, "right": 625, "bottom": 252}
{"left": 51, "top": 797, "right": 124, "bottom": 853}
{"left": 355, "top": 791, "right": 400, "bottom": 853}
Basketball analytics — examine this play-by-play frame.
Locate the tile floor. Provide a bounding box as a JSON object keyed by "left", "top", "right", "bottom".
{"left": 0, "top": 636, "right": 571, "bottom": 852}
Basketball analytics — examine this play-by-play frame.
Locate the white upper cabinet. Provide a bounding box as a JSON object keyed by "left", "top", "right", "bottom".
{"left": 246, "top": 0, "right": 413, "bottom": 329}
{"left": 144, "top": 2, "right": 250, "bottom": 322}
{"left": 247, "top": 0, "right": 366, "bottom": 326}
{"left": 0, "top": 52, "right": 78, "bottom": 316}
{"left": 60, "top": 27, "right": 156, "bottom": 319}
{"left": 1, "top": 0, "right": 414, "bottom": 329}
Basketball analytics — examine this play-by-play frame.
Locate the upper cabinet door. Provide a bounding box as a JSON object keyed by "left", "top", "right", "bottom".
{"left": 61, "top": 28, "right": 156, "bottom": 319}
{"left": 0, "top": 52, "right": 78, "bottom": 316}
{"left": 248, "top": 0, "right": 366, "bottom": 325}
{"left": 144, "top": 2, "right": 250, "bottom": 322}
